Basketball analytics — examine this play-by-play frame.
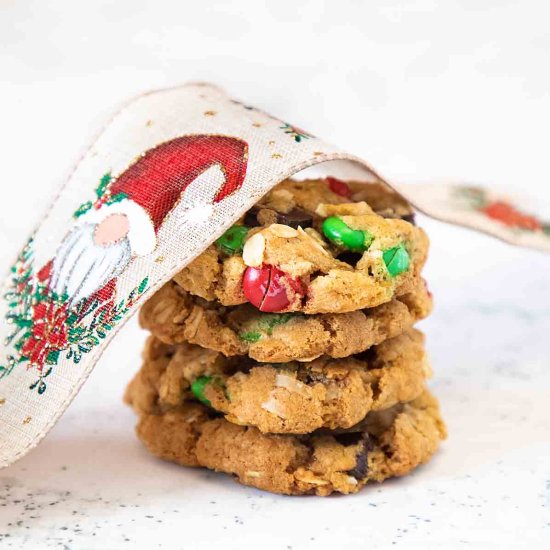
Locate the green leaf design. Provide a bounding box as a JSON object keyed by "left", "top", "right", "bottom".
{"left": 0, "top": 356, "right": 17, "bottom": 380}
{"left": 45, "top": 350, "right": 60, "bottom": 365}
{"left": 138, "top": 277, "right": 149, "bottom": 294}
{"left": 106, "top": 192, "right": 128, "bottom": 205}
{"left": 68, "top": 326, "right": 85, "bottom": 343}
{"left": 88, "top": 336, "right": 100, "bottom": 347}
{"left": 13, "top": 317, "right": 32, "bottom": 328}
{"left": 96, "top": 172, "right": 112, "bottom": 199}
{"left": 454, "top": 186, "right": 487, "bottom": 209}
{"left": 14, "top": 339, "right": 25, "bottom": 351}
{"left": 73, "top": 201, "right": 93, "bottom": 219}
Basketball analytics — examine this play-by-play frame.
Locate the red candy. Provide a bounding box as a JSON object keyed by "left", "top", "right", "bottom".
{"left": 242, "top": 265, "right": 272, "bottom": 309}
{"left": 327, "top": 177, "right": 352, "bottom": 198}
{"left": 243, "top": 265, "right": 302, "bottom": 312}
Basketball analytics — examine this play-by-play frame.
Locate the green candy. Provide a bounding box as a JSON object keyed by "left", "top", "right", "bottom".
{"left": 216, "top": 225, "right": 249, "bottom": 255}
{"left": 383, "top": 244, "right": 410, "bottom": 277}
{"left": 239, "top": 330, "right": 262, "bottom": 343}
{"left": 238, "top": 313, "right": 294, "bottom": 343}
{"left": 322, "top": 216, "right": 373, "bottom": 251}
{"left": 191, "top": 376, "right": 214, "bottom": 406}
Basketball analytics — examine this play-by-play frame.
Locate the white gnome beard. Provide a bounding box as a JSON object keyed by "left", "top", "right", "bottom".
{"left": 175, "top": 202, "right": 214, "bottom": 234}
{"left": 50, "top": 223, "right": 132, "bottom": 307}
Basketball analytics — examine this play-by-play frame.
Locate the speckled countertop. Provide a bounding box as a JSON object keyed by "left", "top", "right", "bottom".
{"left": 1, "top": 2, "right": 550, "bottom": 548}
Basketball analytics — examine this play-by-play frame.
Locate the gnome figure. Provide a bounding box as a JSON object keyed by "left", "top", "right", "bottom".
{"left": 22, "top": 135, "right": 248, "bottom": 373}
{"left": 49, "top": 135, "right": 248, "bottom": 306}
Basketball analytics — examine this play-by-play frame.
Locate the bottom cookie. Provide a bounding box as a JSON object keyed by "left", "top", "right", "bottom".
{"left": 130, "top": 389, "right": 446, "bottom": 496}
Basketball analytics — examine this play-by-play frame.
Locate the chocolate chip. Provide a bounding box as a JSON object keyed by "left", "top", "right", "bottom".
{"left": 244, "top": 206, "right": 269, "bottom": 227}
{"left": 334, "top": 432, "right": 363, "bottom": 446}
{"left": 275, "top": 208, "right": 313, "bottom": 229}
{"left": 319, "top": 417, "right": 370, "bottom": 436}
{"left": 336, "top": 251, "right": 363, "bottom": 267}
{"left": 402, "top": 213, "right": 416, "bottom": 225}
{"left": 244, "top": 206, "right": 312, "bottom": 229}
{"left": 348, "top": 446, "right": 369, "bottom": 479}
{"left": 352, "top": 347, "right": 377, "bottom": 364}
{"left": 346, "top": 434, "right": 372, "bottom": 480}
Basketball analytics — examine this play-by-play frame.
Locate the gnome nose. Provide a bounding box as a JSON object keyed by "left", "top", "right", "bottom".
{"left": 93, "top": 213, "right": 130, "bottom": 246}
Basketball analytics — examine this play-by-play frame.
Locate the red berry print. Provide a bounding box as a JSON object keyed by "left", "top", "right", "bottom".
{"left": 482, "top": 201, "right": 542, "bottom": 231}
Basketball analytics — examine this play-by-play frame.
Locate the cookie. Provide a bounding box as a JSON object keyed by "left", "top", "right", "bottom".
{"left": 174, "top": 178, "right": 429, "bottom": 314}
{"left": 126, "top": 329, "right": 431, "bottom": 434}
{"left": 139, "top": 278, "right": 433, "bottom": 362}
{"left": 130, "top": 389, "right": 446, "bottom": 496}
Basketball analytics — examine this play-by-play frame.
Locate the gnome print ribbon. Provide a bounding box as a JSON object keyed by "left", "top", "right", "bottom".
{"left": 1, "top": 135, "right": 248, "bottom": 392}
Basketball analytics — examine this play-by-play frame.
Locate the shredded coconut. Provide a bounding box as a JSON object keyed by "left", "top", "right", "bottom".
{"left": 275, "top": 373, "right": 309, "bottom": 396}
{"left": 294, "top": 472, "right": 330, "bottom": 485}
{"left": 261, "top": 395, "right": 287, "bottom": 418}
{"left": 269, "top": 224, "right": 299, "bottom": 238}
{"left": 325, "top": 385, "right": 340, "bottom": 400}
{"left": 301, "top": 227, "right": 330, "bottom": 255}
{"left": 242, "top": 232, "right": 265, "bottom": 267}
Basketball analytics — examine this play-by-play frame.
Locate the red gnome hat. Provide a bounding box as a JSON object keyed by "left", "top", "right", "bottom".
{"left": 81, "top": 135, "right": 249, "bottom": 256}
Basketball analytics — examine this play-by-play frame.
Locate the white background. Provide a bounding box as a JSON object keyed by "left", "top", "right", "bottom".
{"left": 1, "top": 1, "right": 549, "bottom": 548}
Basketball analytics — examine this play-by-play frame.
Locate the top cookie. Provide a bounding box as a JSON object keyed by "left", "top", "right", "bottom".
{"left": 175, "top": 178, "right": 428, "bottom": 314}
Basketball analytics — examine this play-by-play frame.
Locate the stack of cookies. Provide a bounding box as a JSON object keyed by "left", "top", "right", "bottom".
{"left": 125, "top": 178, "right": 446, "bottom": 496}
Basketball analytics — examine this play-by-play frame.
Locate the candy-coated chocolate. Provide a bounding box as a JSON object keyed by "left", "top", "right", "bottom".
{"left": 242, "top": 265, "right": 271, "bottom": 309}
{"left": 322, "top": 216, "right": 372, "bottom": 251}
{"left": 242, "top": 265, "right": 294, "bottom": 312}
{"left": 262, "top": 267, "right": 292, "bottom": 312}
{"left": 191, "top": 376, "right": 213, "bottom": 406}
{"left": 216, "top": 225, "right": 249, "bottom": 255}
{"left": 327, "top": 177, "right": 352, "bottom": 198}
{"left": 383, "top": 244, "right": 410, "bottom": 277}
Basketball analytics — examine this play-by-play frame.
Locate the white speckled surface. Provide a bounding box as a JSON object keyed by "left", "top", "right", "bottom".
{"left": 1, "top": 1, "right": 549, "bottom": 548}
